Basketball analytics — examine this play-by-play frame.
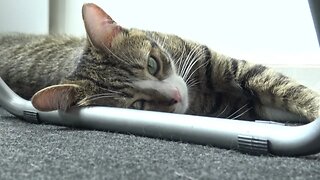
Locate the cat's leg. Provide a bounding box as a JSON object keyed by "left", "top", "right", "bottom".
{"left": 210, "top": 52, "right": 320, "bottom": 122}
{"left": 259, "top": 105, "right": 305, "bottom": 122}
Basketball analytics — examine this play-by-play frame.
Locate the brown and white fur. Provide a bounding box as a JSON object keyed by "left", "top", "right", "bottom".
{"left": 0, "top": 3, "right": 319, "bottom": 123}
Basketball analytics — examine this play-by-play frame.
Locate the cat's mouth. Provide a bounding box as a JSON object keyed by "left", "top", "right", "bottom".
{"left": 160, "top": 75, "right": 188, "bottom": 114}
{"left": 171, "top": 87, "right": 188, "bottom": 114}
{"left": 166, "top": 75, "right": 189, "bottom": 114}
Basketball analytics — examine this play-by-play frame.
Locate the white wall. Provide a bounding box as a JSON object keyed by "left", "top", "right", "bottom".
{"left": 0, "top": 0, "right": 319, "bottom": 65}
{"left": 0, "top": 0, "right": 49, "bottom": 34}
{"left": 48, "top": 0, "right": 319, "bottom": 65}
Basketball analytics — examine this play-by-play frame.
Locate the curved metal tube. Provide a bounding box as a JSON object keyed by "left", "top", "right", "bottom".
{"left": 1, "top": 78, "right": 320, "bottom": 156}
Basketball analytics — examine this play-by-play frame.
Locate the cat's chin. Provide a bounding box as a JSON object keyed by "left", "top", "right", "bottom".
{"left": 173, "top": 102, "right": 188, "bottom": 114}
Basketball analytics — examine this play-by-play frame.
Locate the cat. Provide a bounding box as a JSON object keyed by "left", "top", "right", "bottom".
{"left": 0, "top": 3, "right": 319, "bottom": 122}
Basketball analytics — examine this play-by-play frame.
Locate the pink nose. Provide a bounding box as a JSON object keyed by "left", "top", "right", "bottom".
{"left": 172, "top": 87, "right": 182, "bottom": 103}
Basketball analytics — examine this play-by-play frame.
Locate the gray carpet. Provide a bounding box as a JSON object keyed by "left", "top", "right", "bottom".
{"left": 1, "top": 108, "right": 320, "bottom": 180}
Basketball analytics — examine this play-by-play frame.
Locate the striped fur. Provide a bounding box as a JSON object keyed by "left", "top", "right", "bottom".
{"left": 1, "top": 7, "right": 319, "bottom": 122}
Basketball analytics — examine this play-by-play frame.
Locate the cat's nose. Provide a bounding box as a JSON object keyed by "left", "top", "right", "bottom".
{"left": 170, "top": 87, "right": 182, "bottom": 104}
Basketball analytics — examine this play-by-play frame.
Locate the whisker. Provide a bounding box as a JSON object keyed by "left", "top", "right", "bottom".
{"left": 185, "top": 60, "right": 208, "bottom": 85}
{"left": 188, "top": 83, "right": 199, "bottom": 89}
{"left": 89, "top": 86, "right": 123, "bottom": 95}
{"left": 187, "top": 79, "right": 200, "bottom": 88}
{"left": 180, "top": 44, "right": 201, "bottom": 80}
{"left": 227, "top": 103, "right": 248, "bottom": 119}
{"left": 180, "top": 46, "right": 193, "bottom": 79}
{"left": 182, "top": 45, "right": 204, "bottom": 81}
{"left": 176, "top": 43, "right": 187, "bottom": 76}
{"left": 178, "top": 42, "right": 190, "bottom": 77}
{"left": 217, "top": 105, "right": 229, "bottom": 118}
{"left": 85, "top": 93, "right": 116, "bottom": 99}
{"left": 77, "top": 94, "right": 120, "bottom": 106}
{"left": 183, "top": 57, "right": 198, "bottom": 81}
{"left": 171, "top": 49, "right": 181, "bottom": 63}
{"left": 119, "top": 52, "right": 135, "bottom": 63}
{"left": 232, "top": 108, "right": 253, "bottom": 120}
{"left": 101, "top": 41, "right": 129, "bottom": 65}
{"left": 153, "top": 35, "right": 167, "bottom": 51}
{"left": 159, "top": 36, "right": 167, "bottom": 48}
{"left": 106, "top": 89, "right": 123, "bottom": 94}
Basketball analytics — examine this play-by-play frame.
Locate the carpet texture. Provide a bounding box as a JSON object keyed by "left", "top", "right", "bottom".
{"left": 1, "top": 108, "right": 320, "bottom": 180}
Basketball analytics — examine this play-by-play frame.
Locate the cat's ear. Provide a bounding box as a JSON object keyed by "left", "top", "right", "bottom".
{"left": 82, "top": 3, "right": 123, "bottom": 50}
{"left": 31, "top": 84, "right": 80, "bottom": 111}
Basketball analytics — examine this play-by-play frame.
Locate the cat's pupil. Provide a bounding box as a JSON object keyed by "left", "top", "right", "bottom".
{"left": 147, "top": 56, "right": 158, "bottom": 75}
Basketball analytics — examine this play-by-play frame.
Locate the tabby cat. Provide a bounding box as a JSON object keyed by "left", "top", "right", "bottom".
{"left": 0, "top": 3, "right": 319, "bottom": 122}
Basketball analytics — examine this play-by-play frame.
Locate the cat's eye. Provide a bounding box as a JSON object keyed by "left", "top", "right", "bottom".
{"left": 131, "top": 100, "right": 145, "bottom": 110}
{"left": 147, "top": 56, "right": 159, "bottom": 76}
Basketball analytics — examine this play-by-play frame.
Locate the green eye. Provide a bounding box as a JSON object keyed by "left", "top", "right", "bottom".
{"left": 131, "top": 100, "right": 145, "bottom": 110}
{"left": 148, "top": 56, "right": 159, "bottom": 75}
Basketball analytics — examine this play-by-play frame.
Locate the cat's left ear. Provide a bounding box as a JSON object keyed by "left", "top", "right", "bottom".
{"left": 31, "top": 84, "right": 80, "bottom": 111}
{"left": 82, "top": 3, "right": 124, "bottom": 50}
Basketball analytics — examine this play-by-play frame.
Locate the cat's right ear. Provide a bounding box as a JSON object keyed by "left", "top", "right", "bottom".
{"left": 82, "top": 3, "right": 123, "bottom": 50}
{"left": 31, "top": 84, "right": 80, "bottom": 112}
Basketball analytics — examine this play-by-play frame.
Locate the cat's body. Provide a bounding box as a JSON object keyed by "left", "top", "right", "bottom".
{"left": 1, "top": 3, "right": 319, "bottom": 122}
{"left": 0, "top": 34, "right": 84, "bottom": 98}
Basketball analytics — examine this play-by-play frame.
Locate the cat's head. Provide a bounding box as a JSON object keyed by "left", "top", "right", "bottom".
{"left": 31, "top": 3, "right": 204, "bottom": 113}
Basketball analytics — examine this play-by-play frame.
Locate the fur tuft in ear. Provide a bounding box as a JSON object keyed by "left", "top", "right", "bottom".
{"left": 31, "top": 84, "right": 80, "bottom": 111}
{"left": 82, "top": 3, "right": 123, "bottom": 49}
